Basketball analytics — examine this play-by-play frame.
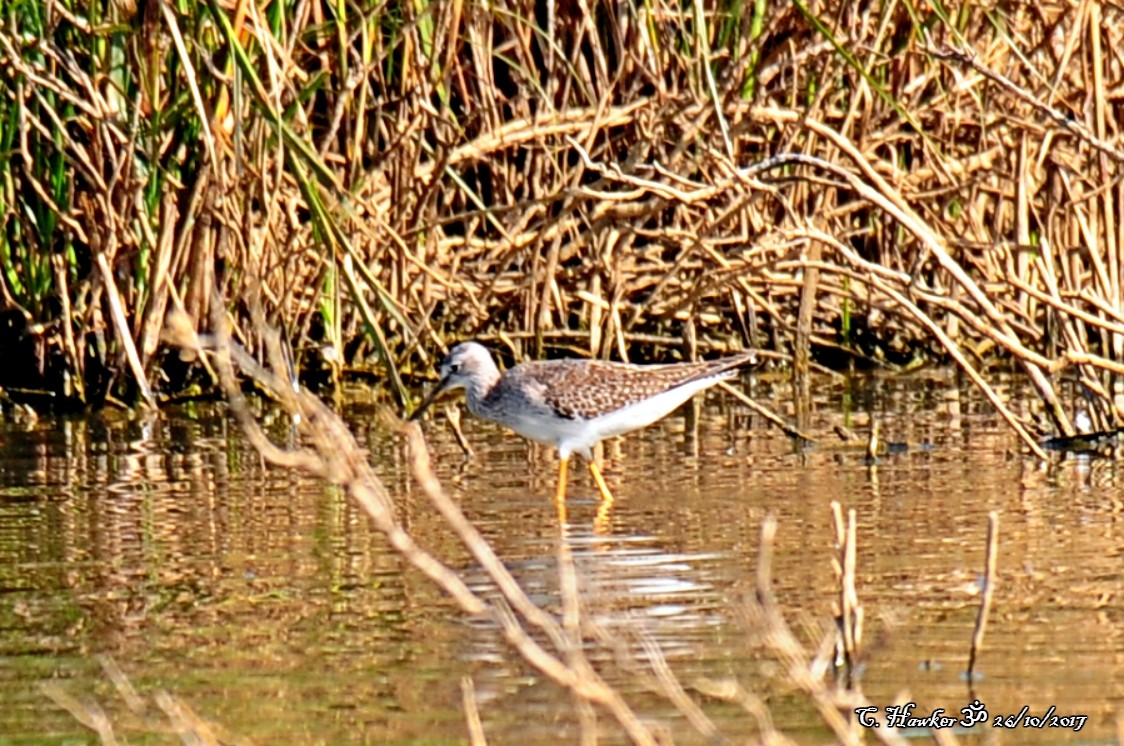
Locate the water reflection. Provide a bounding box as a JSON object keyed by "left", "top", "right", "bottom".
{"left": 0, "top": 375, "right": 1121, "bottom": 743}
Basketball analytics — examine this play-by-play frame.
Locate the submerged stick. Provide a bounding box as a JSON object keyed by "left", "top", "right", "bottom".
{"left": 718, "top": 380, "right": 816, "bottom": 443}
{"left": 967, "top": 511, "right": 1000, "bottom": 681}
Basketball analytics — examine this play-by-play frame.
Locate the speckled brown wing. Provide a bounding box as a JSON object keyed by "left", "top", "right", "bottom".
{"left": 509, "top": 353, "right": 756, "bottom": 420}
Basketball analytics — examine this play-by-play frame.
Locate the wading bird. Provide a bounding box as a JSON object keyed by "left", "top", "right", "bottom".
{"left": 410, "top": 342, "right": 757, "bottom": 502}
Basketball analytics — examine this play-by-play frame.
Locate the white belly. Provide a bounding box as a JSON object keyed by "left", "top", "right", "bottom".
{"left": 499, "top": 375, "right": 724, "bottom": 460}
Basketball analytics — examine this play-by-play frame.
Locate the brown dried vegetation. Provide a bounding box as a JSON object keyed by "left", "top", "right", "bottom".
{"left": 0, "top": 0, "right": 1122, "bottom": 451}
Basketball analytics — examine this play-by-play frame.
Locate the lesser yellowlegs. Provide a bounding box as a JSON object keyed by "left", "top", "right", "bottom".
{"left": 410, "top": 342, "right": 757, "bottom": 502}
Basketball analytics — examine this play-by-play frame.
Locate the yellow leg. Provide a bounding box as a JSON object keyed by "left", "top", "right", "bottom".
{"left": 555, "top": 494, "right": 569, "bottom": 525}
{"left": 590, "top": 460, "right": 615, "bottom": 532}
{"left": 555, "top": 457, "right": 569, "bottom": 502}
{"left": 594, "top": 497, "right": 613, "bottom": 533}
{"left": 588, "top": 460, "right": 615, "bottom": 502}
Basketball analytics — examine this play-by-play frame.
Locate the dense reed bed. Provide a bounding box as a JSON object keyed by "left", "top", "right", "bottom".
{"left": 1, "top": 0, "right": 1123, "bottom": 447}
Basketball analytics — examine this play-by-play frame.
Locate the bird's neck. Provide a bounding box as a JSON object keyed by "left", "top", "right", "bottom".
{"left": 463, "top": 365, "right": 501, "bottom": 415}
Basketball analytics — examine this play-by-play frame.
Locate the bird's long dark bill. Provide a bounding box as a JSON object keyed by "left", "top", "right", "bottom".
{"left": 409, "top": 376, "right": 452, "bottom": 421}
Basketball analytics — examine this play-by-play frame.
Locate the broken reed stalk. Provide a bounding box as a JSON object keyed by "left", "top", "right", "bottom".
{"left": 637, "top": 633, "right": 720, "bottom": 739}
{"left": 39, "top": 683, "right": 118, "bottom": 746}
{"left": 460, "top": 677, "right": 488, "bottom": 746}
{"left": 967, "top": 511, "right": 1000, "bottom": 682}
{"left": 830, "top": 502, "right": 862, "bottom": 674}
{"left": 444, "top": 404, "right": 477, "bottom": 458}
{"left": 754, "top": 513, "right": 913, "bottom": 746}
{"left": 95, "top": 253, "right": 156, "bottom": 408}
{"left": 794, "top": 239, "right": 820, "bottom": 426}
{"left": 754, "top": 515, "right": 861, "bottom": 746}
{"left": 689, "top": 678, "right": 784, "bottom": 744}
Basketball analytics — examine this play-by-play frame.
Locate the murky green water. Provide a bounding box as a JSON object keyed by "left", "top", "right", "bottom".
{"left": 1, "top": 372, "right": 1121, "bottom": 744}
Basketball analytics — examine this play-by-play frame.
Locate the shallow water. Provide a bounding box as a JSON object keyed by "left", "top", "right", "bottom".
{"left": 0, "top": 372, "right": 1121, "bottom": 744}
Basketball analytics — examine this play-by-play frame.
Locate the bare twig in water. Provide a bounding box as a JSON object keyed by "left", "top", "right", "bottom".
{"left": 154, "top": 691, "right": 226, "bottom": 746}
{"left": 96, "top": 655, "right": 146, "bottom": 715}
{"left": 752, "top": 515, "right": 910, "bottom": 746}
{"left": 556, "top": 524, "right": 599, "bottom": 745}
{"left": 754, "top": 516, "right": 859, "bottom": 745}
{"left": 967, "top": 511, "right": 1000, "bottom": 684}
{"left": 639, "top": 633, "right": 719, "bottom": 739}
{"left": 444, "top": 404, "right": 476, "bottom": 458}
{"left": 691, "top": 677, "right": 793, "bottom": 745}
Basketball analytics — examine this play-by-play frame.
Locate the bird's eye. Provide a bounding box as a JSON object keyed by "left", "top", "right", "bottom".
{"left": 448, "top": 363, "right": 461, "bottom": 374}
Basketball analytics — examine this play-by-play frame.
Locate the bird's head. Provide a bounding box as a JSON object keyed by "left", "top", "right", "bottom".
{"left": 409, "top": 342, "right": 497, "bottom": 420}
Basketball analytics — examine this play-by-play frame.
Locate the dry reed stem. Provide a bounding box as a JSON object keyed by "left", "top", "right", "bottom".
{"left": 153, "top": 691, "right": 225, "bottom": 746}
{"left": 443, "top": 404, "right": 477, "bottom": 458}
{"left": 51, "top": 254, "right": 83, "bottom": 401}
{"left": 931, "top": 722, "right": 963, "bottom": 746}
{"left": 461, "top": 677, "right": 488, "bottom": 746}
{"left": 556, "top": 520, "right": 599, "bottom": 744}
{"left": 717, "top": 380, "right": 816, "bottom": 442}
{"left": 967, "top": 511, "right": 1000, "bottom": 682}
{"left": 96, "top": 656, "right": 146, "bottom": 716}
{"left": 41, "top": 657, "right": 247, "bottom": 746}
{"left": 690, "top": 677, "right": 794, "bottom": 745}
{"left": 830, "top": 502, "right": 862, "bottom": 670}
{"left": 754, "top": 513, "right": 913, "bottom": 746}
{"left": 39, "top": 683, "right": 119, "bottom": 746}
{"left": 96, "top": 254, "right": 155, "bottom": 408}
{"left": 638, "top": 634, "right": 719, "bottom": 739}
{"left": 865, "top": 421, "right": 879, "bottom": 462}
{"left": 928, "top": 45, "right": 1124, "bottom": 163}
{"left": 754, "top": 516, "right": 859, "bottom": 746}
